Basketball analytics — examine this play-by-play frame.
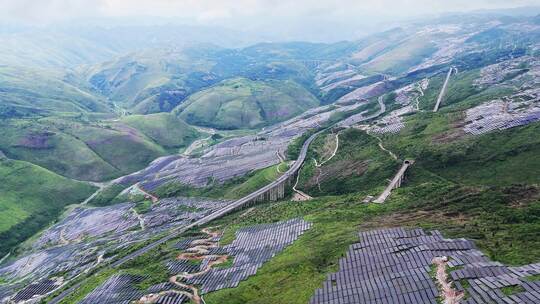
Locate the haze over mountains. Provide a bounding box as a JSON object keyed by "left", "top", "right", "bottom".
{"left": 0, "top": 3, "right": 539, "bottom": 304}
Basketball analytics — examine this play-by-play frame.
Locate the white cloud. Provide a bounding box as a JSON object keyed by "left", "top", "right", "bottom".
{"left": 1, "top": 0, "right": 539, "bottom": 41}
{"left": 1, "top": 0, "right": 538, "bottom": 24}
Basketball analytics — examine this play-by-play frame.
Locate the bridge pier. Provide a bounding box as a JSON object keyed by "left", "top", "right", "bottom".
{"left": 433, "top": 67, "right": 455, "bottom": 112}
{"left": 373, "top": 160, "right": 413, "bottom": 204}
{"left": 250, "top": 174, "right": 291, "bottom": 204}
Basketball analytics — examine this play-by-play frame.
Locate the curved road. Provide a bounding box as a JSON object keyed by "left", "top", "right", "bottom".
{"left": 109, "top": 131, "right": 321, "bottom": 269}
{"left": 110, "top": 96, "right": 387, "bottom": 268}
{"left": 49, "top": 131, "right": 322, "bottom": 304}
{"left": 50, "top": 97, "right": 387, "bottom": 304}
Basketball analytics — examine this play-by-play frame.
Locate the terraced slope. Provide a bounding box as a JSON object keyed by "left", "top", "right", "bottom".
{"left": 175, "top": 78, "right": 319, "bottom": 129}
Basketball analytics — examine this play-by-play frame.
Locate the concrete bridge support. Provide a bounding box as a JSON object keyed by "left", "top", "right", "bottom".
{"left": 433, "top": 67, "right": 455, "bottom": 112}
{"left": 251, "top": 173, "right": 294, "bottom": 204}
{"left": 373, "top": 160, "right": 413, "bottom": 204}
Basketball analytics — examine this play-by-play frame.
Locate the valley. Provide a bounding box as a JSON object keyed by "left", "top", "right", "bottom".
{"left": 0, "top": 9, "right": 539, "bottom": 304}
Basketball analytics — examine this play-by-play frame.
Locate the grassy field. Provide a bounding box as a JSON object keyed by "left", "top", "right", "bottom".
{"left": 0, "top": 115, "right": 205, "bottom": 181}
{"left": 0, "top": 65, "right": 110, "bottom": 117}
{"left": 0, "top": 158, "right": 95, "bottom": 256}
{"left": 175, "top": 78, "right": 319, "bottom": 129}
{"left": 120, "top": 113, "right": 201, "bottom": 152}
{"left": 296, "top": 128, "right": 399, "bottom": 196}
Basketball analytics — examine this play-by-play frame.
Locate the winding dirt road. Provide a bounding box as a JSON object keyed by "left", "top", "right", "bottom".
{"left": 81, "top": 181, "right": 107, "bottom": 205}
{"left": 314, "top": 131, "right": 340, "bottom": 168}
{"left": 136, "top": 228, "right": 229, "bottom": 304}
{"left": 135, "top": 183, "right": 159, "bottom": 203}
{"left": 432, "top": 256, "right": 464, "bottom": 304}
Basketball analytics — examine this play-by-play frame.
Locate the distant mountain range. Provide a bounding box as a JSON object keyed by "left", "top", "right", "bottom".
{"left": 0, "top": 12, "right": 538, "bottom": 303}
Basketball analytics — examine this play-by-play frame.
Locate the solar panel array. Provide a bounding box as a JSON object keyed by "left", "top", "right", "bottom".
{"left": 370, "top": 120, "right": 405, "bottom": 134}
{"left": 185, "top": 218, "right": 312, "bottom": 293}
{"left": 11, "top": 278, "right": 61, "bottom": 302}
{"left": 113, "top": 100, "right": 367, "bottom": 190}
{"left": 310, "top": 227, "right": 540, "bottom": 304}
{"left": 77, "top": 219, "right": 311, "bottom": 304}
{"left": 79, "top": 274, "right": 148, "bottom": 304}
{"left": 79, "top": 274, "right": 191, "bottom": 304}
{"left": 369, "top": 105, "right": 414, "bottom": 135}
{"left": 464, "top": 97, "right": 540, "bottom": 136}
{"left": 0, "top": 196, "right": 235, "bottom": 303}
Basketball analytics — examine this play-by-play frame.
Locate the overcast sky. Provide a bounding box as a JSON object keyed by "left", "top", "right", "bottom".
{"left": 2, "top": 0, "right": 540, "bottom": 41}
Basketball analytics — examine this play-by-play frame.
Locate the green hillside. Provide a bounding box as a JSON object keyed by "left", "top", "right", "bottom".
{"left": 296, "top": 129, "right": 399, "bottom": 196}
{"left": 0, "top": 65, "right": 111, "bottom": 117}
{"left": 175, "top": 78, "right": 319, "bottom": 129}
{"left": 360, "top": 37, "right": 438, "bottom": 74}
{"left": 120, "top": 113, "right": 201, "bottom": 152}
{"left": 0, "top": 118, "right": 119, "bottom": 181}
{"left": 82, "top": 50, "right": 217, "bottom": 114}
{"left": 0, "top": 115, "right": 202, "bottom": 181}
{"left": 0, "top": 158, "right": 95, "bottom": 256}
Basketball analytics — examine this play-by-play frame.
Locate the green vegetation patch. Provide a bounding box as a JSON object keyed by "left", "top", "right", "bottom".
{"left": 524, "top": 274, "right": 540, "bottom": 281}
{"left": 175, "top": 78, "right": 319, "bottom": 129}
{"left": 500, "top": 285, "right": 526, "bottom": 296}
{"left": 0, "top": 158, "right": 95, "bottom": 256}
{"left": 134, "top": 200, "right": 153, "bottom": 214}
{"left": 52, "top": 268, "right": 118, "bottom": 304}
{"left": 87, "top": 184, "right": 128, "bottom": 207}
{"left": 121, "top": 113, "right": 201, "bottom": 152}
{"left": 385, "top": 114, "right": 540, "bottom": 186}
{"left": 296, "top": 128, "right": 399, "bottom": 196}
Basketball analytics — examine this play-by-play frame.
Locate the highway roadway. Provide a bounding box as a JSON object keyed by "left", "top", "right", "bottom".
{"left": 49, "top": 97, "right": 387, "bottom": 303}
{"left": 109, "top": 131, "right": 321, "bottom": 268}
{"left": 109, "top": 96, "right": 388, "bottom": 268}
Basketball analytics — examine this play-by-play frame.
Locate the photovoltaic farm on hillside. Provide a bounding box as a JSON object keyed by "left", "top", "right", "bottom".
{"left": 77, "top": 219, "right": 311, "bottom": 304}
{"left": 0, "top": 10, "right": 539, "bottom": 304}
{"left": 310, "top": 227, "right": 540, "bottom": 304}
